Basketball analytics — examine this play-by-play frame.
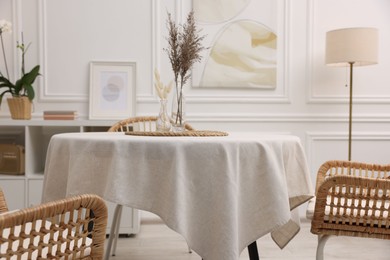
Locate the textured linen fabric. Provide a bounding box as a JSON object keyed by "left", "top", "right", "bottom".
{"left": 42, "top": 132, "right": 313, "bottom": 260}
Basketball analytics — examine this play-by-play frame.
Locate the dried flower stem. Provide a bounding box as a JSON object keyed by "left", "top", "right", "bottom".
{"left": 154, "top": 69, "right": 173, "bottom": 99}
{"left": 165, "top": 11, "right": 206, "bottom": 125}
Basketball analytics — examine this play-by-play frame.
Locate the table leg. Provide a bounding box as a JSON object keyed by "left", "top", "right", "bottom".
{"left": 104, "top": 204, "right": 123, "bottom": 260}
{"left": 111, "top": 205, "right": 123, "bottom": 256}
{"left": 247, "top": 241, "right": 259, "bottom": 260}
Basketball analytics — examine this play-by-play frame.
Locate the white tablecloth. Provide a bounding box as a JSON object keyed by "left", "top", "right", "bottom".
{"left": 42, "top": 132, "right": 313, "bottom": 260}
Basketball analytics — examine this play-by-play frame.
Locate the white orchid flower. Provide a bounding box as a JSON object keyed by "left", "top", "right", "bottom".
{"left": 0, "top": 20, "right": 12, "bottom": 34}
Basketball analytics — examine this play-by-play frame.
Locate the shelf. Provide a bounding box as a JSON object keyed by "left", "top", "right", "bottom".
{"left": 27, "top": 172, "right": 45, "bottom": 179}
{"left": 0, "top": 174, "right": 25, "bottom": 180}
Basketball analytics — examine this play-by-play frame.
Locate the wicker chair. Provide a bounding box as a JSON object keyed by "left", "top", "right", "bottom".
{"left": 107, "top": 116, "right": 194, "bottom": 132}
{"left": 106, "top": 116, "right": 194, "bottom": 258}
{"left": 0, "top": 188, "right": 107, "bottom": 259}
{"left": 307, "top": 160, "right": 390, "bottom": 260}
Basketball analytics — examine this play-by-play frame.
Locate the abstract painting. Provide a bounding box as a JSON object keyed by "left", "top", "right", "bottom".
{"left": 192, "top": 0, "right": 279, "bottom": 89}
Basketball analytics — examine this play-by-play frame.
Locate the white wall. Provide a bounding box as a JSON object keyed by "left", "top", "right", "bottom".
{"left": 1, "top": 0, "right": 390, "bottom": 186}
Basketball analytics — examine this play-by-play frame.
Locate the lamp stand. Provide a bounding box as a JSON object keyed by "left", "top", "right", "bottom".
{"left": 348, "top": 62, "right": 354, "bottom": 161}
{"left": 325, "top": 28, "right": 378, "bottom": 161}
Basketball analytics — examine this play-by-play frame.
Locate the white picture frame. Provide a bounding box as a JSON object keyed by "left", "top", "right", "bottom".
{"left": 89, "top": 61, "right": 136, "bottom": 120}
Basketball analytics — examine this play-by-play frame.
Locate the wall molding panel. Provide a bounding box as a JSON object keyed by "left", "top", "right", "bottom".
{"left": 37, "top": 0, "right": 156, "bottom": 103}
{"left": 38, "top": 0, "right": 87, "bottom": 102}
{"left": 306, "top": 131, "right": 390, "bottom": 179}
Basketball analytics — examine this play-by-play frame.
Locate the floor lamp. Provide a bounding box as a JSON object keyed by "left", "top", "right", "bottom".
{"left": 325, "top": 27, "right": 378, "bottom": 161}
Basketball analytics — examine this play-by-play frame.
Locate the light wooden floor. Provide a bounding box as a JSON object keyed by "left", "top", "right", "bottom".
{"left": 110, "top": 212, "right": 390, "bottom": 260}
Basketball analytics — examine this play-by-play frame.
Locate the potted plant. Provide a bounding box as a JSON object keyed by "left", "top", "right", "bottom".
{"left": 0, "top": 20, "right": 40, "bottom": 119}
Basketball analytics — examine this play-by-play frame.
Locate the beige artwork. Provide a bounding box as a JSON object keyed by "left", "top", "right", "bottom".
{"left": 193, "top": 0, "right": 250, "bottom": 23}
{"left": 193, "top": 0, "right": 278, "bottom": 89}
{"left": 200, "top": 20, "right": 277, "bottom": 88}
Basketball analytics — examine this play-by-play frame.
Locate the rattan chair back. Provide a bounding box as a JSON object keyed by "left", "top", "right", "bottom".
{"left": 108, "top": 116, "right": 194, "bottom": 132}
{"left": 0, "top": 189, "right": 7, "bottom": 213}
{"left": 0, "top": 191, "right": 107, "bottom": 259}
{"left": 311, "top": 160, "right": 390, "bottom": 259}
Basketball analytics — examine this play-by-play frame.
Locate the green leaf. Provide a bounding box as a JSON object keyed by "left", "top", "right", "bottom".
{"left": 0, "top": 91, "right": 11, "bottom": 106}
{"left": 22, "top": 65, "right": 40, "bottom": 85}
{"left": 14, "top": 78, "right": 22, "bottom": 93}
{"left": 0, "top": 76, "right": 16, "bottom": 96}
{"left": 24, "top": 84, "right": 35, "bottom": 101}
{"left": 0, "top": 76, "right": 12, "bottom": 85}
{"left": 0, "top": 65, "right": 39, "bottom": 105}
{"left": 0, "top": 82, "right": 11, "bottom": 88}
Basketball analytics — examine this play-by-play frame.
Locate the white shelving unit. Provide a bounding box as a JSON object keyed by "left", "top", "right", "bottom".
{"left": 0, "top": 118, "right": 140, "bottom": 235}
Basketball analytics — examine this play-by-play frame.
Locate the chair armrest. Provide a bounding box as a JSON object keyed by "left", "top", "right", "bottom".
{"left": 0, "top": 188, "right": 8, "bottom": 213}
{"left": 0, "top": 194, "right": 107, "bottom": 259}
{"left": 314, "top": 160, "right": 390, "bottom": 195}
{"left": 312, "top": 175, "right": 390, "bottom": 234}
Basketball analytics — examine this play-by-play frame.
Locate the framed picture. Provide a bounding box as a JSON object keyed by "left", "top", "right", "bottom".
{"left": 89, "top": 61, "right": 136, "bottom": 120}
{"left": 191, "top": 0, "right": 285, "bottom": 90}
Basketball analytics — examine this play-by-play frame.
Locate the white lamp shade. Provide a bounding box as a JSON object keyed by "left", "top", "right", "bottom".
{"left": 326, "top": 27, "right": 378, "bottom": 67}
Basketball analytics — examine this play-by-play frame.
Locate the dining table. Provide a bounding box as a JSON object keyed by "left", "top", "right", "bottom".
{"left": 42, "top": 131, "right": 313, "bottom": 260}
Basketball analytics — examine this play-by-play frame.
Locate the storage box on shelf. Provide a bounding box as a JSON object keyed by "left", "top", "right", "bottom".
{"left": 0, "top": 119, "right": 140, "bottom": 235}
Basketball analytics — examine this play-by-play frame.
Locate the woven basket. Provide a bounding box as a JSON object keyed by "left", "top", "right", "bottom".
{"left": 7, "top": 96, "right": 32, "bottom": 120}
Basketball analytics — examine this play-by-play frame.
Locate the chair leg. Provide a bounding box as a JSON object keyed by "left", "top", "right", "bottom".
{"left": 104, "top": 204, "right": 123, "bottom": 260}
{"left": 316, "top": 235, "right": 330, "bottom": 260}
{"left": 187, "top": 244, "right": 192, "bottom": 253}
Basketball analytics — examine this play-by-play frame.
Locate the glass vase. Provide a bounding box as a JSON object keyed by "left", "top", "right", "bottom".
{"left": 156, "top": 99, "right": 171, "bottom": 132}
{"left": 171, "top": 89, "right": 186, "bottom": 132}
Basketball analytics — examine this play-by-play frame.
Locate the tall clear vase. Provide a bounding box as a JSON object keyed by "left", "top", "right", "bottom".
{"left": 156, "top": 99, "right": 172, "bottom": 132}
{"left": 171, "top": 89, "right": 186, "bottom": 132}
